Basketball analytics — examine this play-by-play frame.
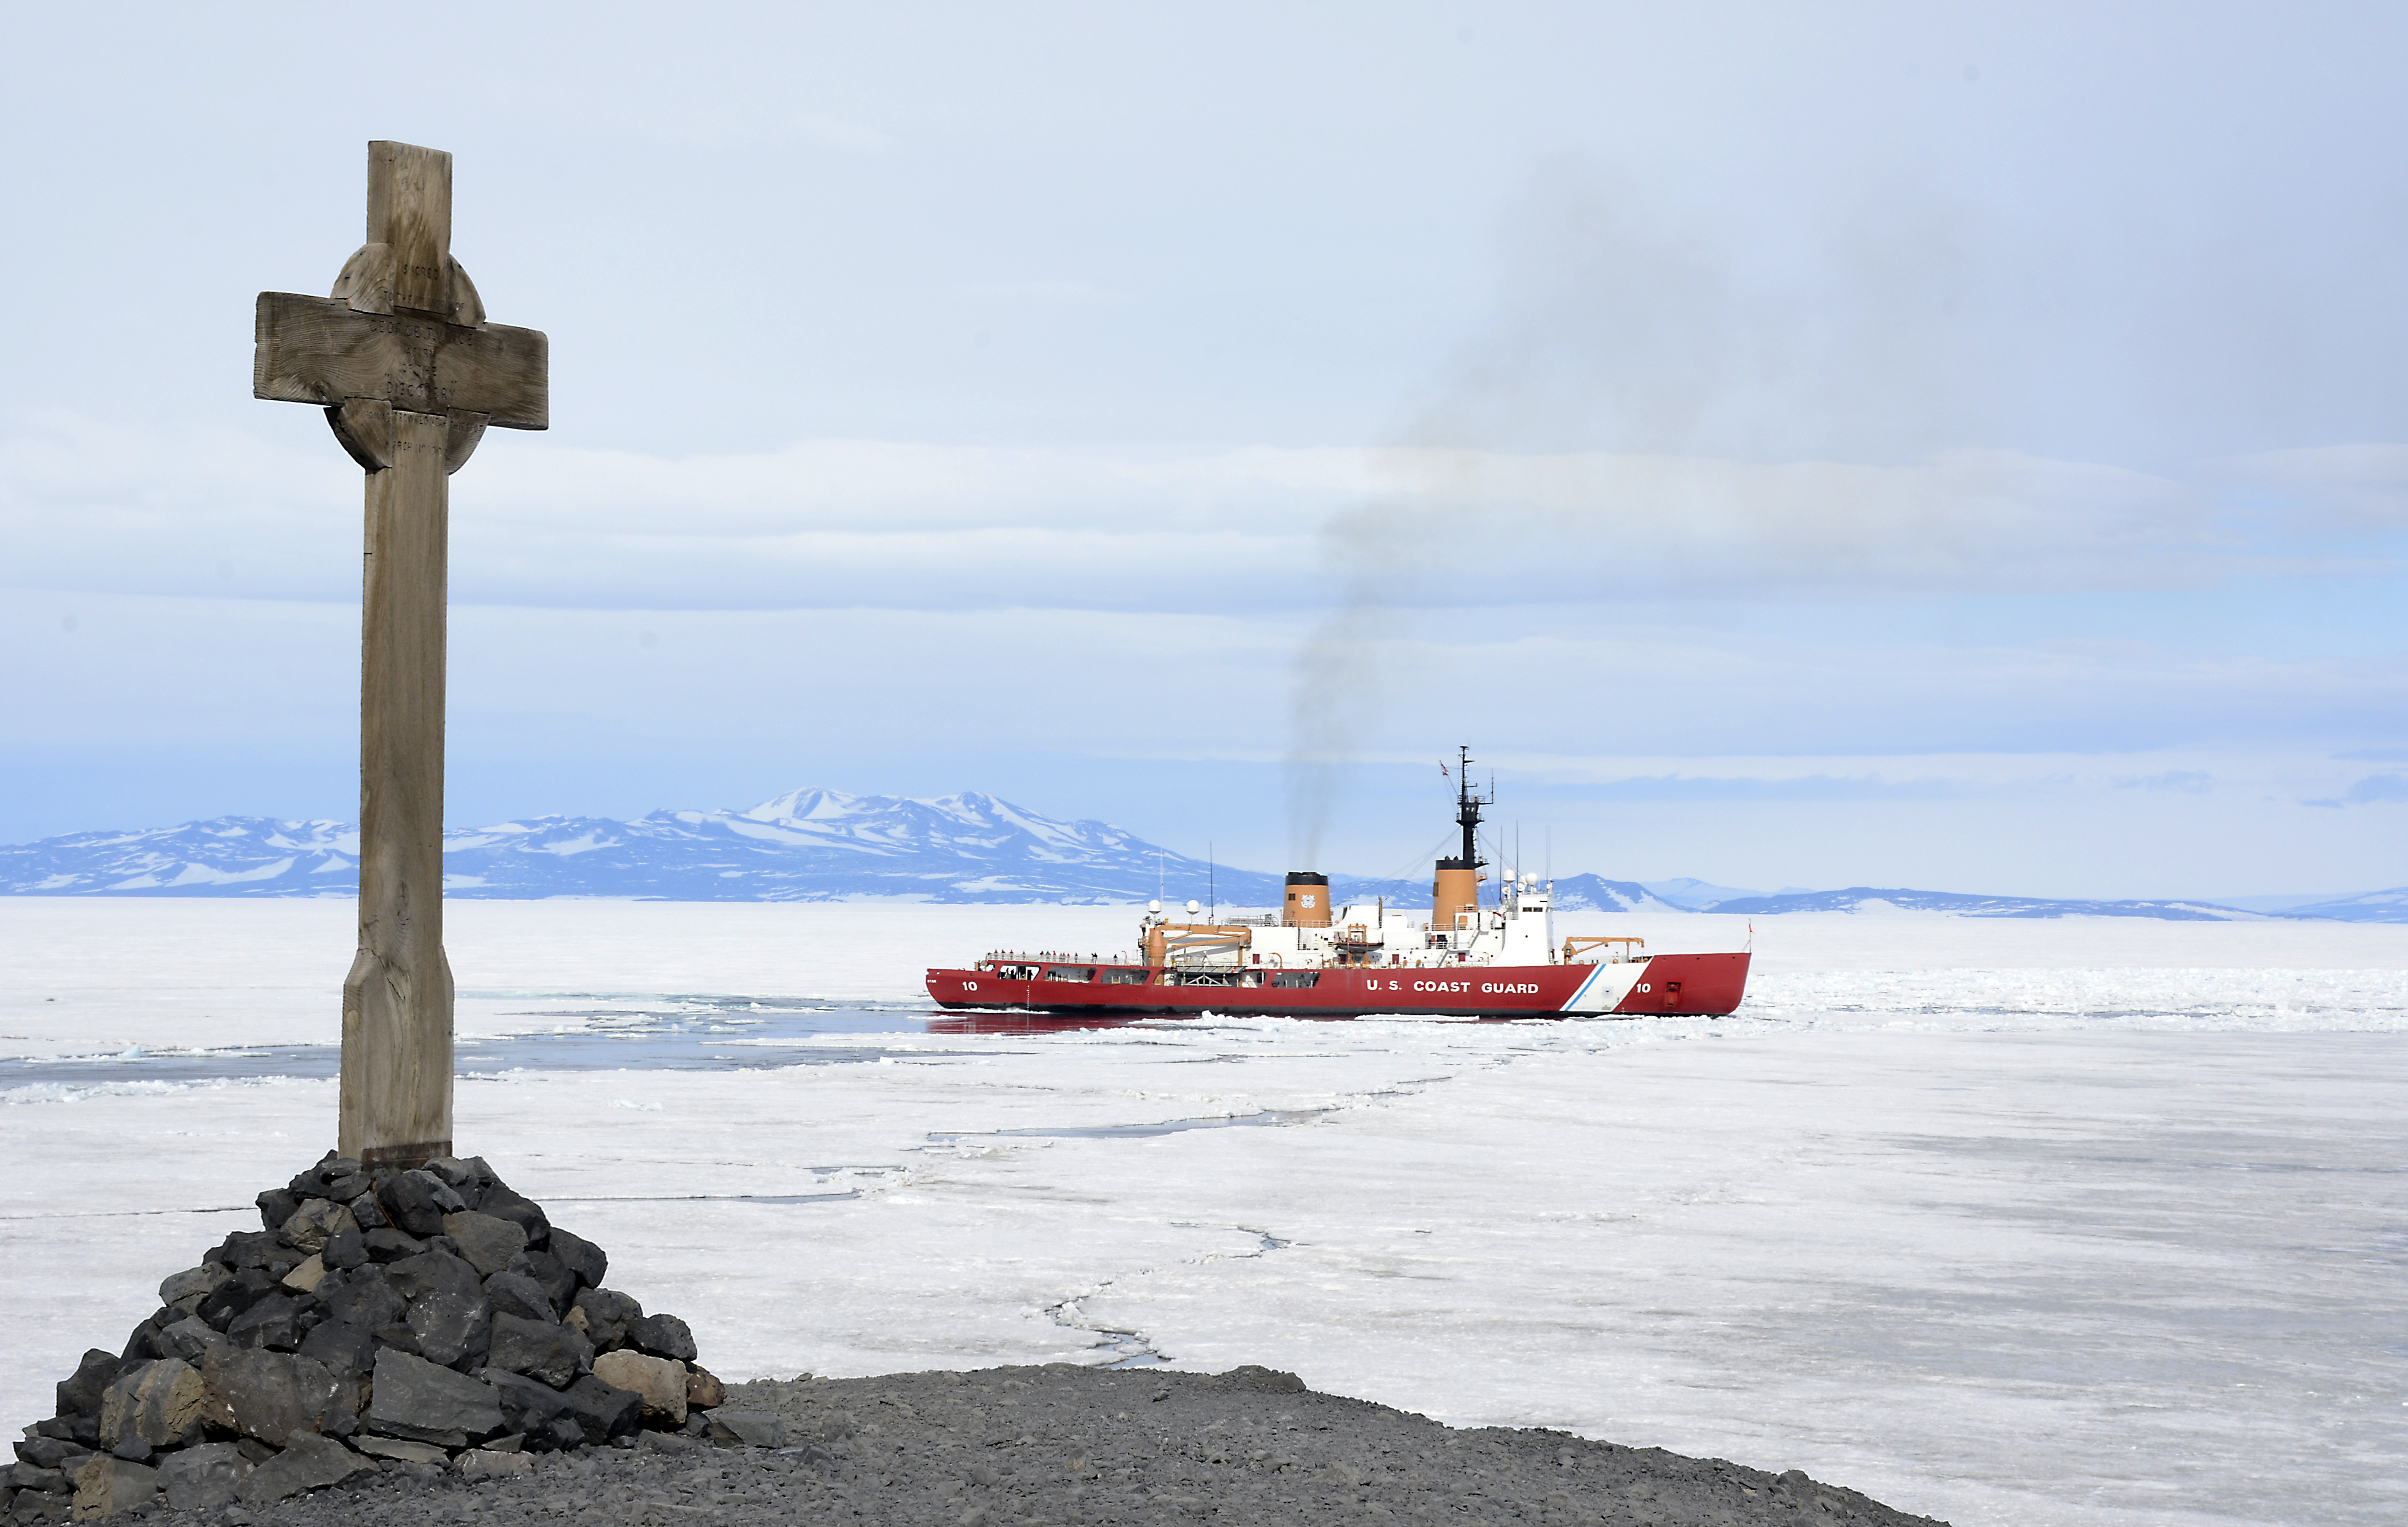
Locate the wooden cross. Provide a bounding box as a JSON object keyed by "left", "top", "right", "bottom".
{"left": 253, "top": 142, "right": 548, "bottom": 1168}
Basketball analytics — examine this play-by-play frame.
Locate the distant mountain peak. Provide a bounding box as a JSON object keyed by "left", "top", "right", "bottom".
{"left": 740, "top": 785, "right": 853, "bottom": 822}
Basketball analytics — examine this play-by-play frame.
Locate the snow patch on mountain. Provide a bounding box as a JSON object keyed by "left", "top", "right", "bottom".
{"left": 1548, "top": 874, "right": 1685, "bottom": 913}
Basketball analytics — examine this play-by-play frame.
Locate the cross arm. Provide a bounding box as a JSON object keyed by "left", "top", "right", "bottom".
{"left": 253, "top": 293, "right": 548, "bottom": 431}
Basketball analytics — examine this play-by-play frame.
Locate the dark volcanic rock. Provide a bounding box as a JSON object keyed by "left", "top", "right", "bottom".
{"left": 196, "top": 1268, "right": 274, "bottom": 1331}
{"left": 321, "top": 1225, "right": 368, "bottom": 1271}
{"left": 296, "top": 1320, "right": 379, "bottom": 1377}
{"left": 118, "top": 1317, "right": 162, "bottom": 1365}
{"left": 360, "top": 1227, "right": 423, "bottom": 1263}
{"left": 405, "top": 1288, "right": 492, "bottom": 1370}
{"left": 158, "top": 1264, "right": 229, "bottom": 1313}
{"left": 564, "top": 1375, "right": 644, "bottom": 1446}
{"left": 18, "top": 1435, "right": 80, "bottom": 1468}
{"left": 423, "top": 1156, "right": 481, "bottom": 1194}
{"left": 198, "top": 1347, "right": 344, "bottom": 1446}
{"left": 157, "top": 1316, "right": 225, "bottom": 1366}
{"left": 381, "top": 1171, "right": 466, "bottom": 1237}
{"left": 287, "top": 1153, "right": 365, "bottom": 1201}
{"left": 363, "top": 1349, "right": 503, "bottom": 1449}
{"left": 34, "top": 1414, "right": 101, "bottom": 1448}
{"left": 154, "top": 1442, "right": 251, "bottom": 1512}
{"left": 280, "top": 1199, "right": 357, "bottom": 1255}
{"left": 482, "top": 1269, "right": 556, "bottom": 1323}
{"left": 440, "top": 1211, "right": 527, "bottom": 1276}
{"left": 211, "top": 1231, "right": 288, "bottom": 1271}
{"left": 547, "top": 1226, "right": 607, "bottom": 1289}
{"left": 519, "top": 1250, "right": 578, "bottom": 1311}
{"left": 387, "top": 1249, "right": 482, "bottom": 1303}
{"left": 704, "top": 1410, "right": 786, "bottom": 1447}
{"left": 571, "top": 1288, "right": 642, "bottom": 1352}
{"left": 226, "top": 1293, "right": 304, "bottom": 1352}
{"left": 55, "top": 1349, "right": 119, "bottom": 1419}
{"left": 374, "top": 1322, "right": 420, "bottom": 1356}
{"left": 320, "top": 1269, "right": 406, "bottom": 1334}
{"left": 234, "top": 1433, "right": 373, "bottom": 1504}
{"left": 477, "top": 1186, "right": 550, "bottom": 1247}
{"left": 487, "top": 1313, "right": 592, "bottom": 1390}
{"left": 627, "top": 1313, "right": 696, "bottom": 1364}
{"left": 483, "top": 1369, "right": 583, "bottom": 1452}
{"left": 351, "top": 1434, "right": 450, "bottom": 1466}
{"left": 31, "top": 1414, "right": 98, "bottom": 1447}
{"left": 254, "top": 1187, "right": 302, "bottom": 1233}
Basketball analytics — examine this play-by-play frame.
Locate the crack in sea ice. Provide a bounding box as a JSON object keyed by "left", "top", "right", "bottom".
{"left": 1045, "top": 1225, "right": 1293, "bottom": 1368}
{"left": 542, "top": 1189, "right": 864, "bottom": 1206}
{"left": 0, "top": 1204, "right": 256, "bottom": 1221}
{"left": 1043, "top": 1281, "right": 1166, "bottom": 1369}
{"left": 1174, "top": 1223, "right": 1292, "bottom": 1261}
{"left": 923, "top": 1107, "right": 1335, "bottom": 1144}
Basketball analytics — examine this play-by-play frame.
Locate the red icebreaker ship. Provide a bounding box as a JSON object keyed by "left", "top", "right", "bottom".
{"left": 925, "top": 751, "right": 1751, "bottom": 1021}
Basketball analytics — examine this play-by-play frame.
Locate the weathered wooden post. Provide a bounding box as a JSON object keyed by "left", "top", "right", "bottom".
{"left": 252, "top": 142, "right": 548, "bottom": 1167}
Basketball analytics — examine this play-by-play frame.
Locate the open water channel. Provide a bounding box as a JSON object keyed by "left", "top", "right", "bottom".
{"left": 0, "top": 998, "right": 1150, "bottom": 1095}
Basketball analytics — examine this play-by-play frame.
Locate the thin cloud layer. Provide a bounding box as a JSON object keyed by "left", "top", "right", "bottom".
{"left": 3, "top": 416, "right": 2379, "bottom": 614}
{"left": 2305, "top": 774, "right": 2408, "bottom": 809}
{"left": 2221, "top": 445, "right": 2408, "bottom": 530}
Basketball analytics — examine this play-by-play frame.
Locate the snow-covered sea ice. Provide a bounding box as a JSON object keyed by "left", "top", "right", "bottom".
{"left": 1, "top": 900, "right": 2402, "bottom": 1527}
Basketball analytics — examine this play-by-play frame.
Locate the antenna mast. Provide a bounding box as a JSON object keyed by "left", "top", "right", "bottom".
{"left": 1454, "top": 745, "right": 1488, "bottom": 869}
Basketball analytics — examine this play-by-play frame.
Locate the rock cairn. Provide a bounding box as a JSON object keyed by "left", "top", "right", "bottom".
{"left": 10, "top": 1153, "right": 732, "bottom": 1522}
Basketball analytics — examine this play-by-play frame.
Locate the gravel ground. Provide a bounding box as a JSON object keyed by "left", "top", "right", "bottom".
{"left": 107, "top": 1364, "right": 1949, "bottom": 1526}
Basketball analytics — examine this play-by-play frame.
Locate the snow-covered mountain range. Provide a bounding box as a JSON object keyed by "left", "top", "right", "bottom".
{"left": 1684, "top": 885, "right": 2408, "bottom": 921}
{"left": 2249, "top": 886, "right": 2408, "bottom": 922}
{"left": 1693, "top": 886, "right": 2271, "bottom": 921}
{"left": 2, "top": 788, "right": 2399, "bottom": 918}
{"left": 0, "top": 790, "right": 1267, "bottom": 905}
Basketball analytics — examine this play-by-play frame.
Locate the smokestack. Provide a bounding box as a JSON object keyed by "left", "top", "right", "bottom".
{"left": 1283, "top": 871, "right": 1332, "bottom": 927}
{"left": 1432, "top": 857, "right": 1478, "bottom": 928}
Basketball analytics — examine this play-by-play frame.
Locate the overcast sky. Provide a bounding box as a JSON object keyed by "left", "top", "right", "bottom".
{"left": 5, "top": 2, "right": 2405, "bottom": 898}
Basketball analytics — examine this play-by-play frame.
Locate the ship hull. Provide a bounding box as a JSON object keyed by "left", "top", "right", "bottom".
{"left": 923, "top": 951, "right": 1750, "bottom": 1019}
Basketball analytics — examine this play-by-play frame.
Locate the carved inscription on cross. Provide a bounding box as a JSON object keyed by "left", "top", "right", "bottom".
{"left": 253, "top": 141, "right": 548, "bottom": 1167}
